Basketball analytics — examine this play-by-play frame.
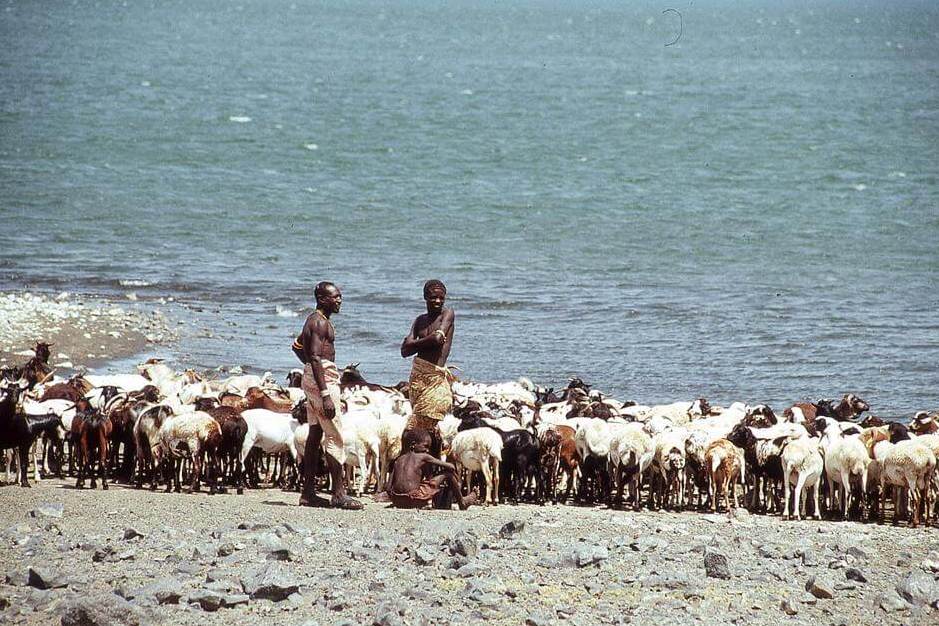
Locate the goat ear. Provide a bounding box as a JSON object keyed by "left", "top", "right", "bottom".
{"left": 772, "top": 436, "right": 788, "bottom": 448}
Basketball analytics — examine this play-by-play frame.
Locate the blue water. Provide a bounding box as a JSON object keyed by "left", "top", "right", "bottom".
{"left": 1, "top": 0, "right": 937, "bottom": 417}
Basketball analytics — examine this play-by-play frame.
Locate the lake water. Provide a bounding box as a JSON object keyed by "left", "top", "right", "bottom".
{"left": 1, "top": 0, "right": 937, "bottom": 417}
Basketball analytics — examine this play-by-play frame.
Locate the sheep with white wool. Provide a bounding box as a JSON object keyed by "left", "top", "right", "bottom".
{"left": 816, "top": 419, "right": 870, "bottom": 520}
{"left": 868, "top": 424, "right": 937, "bottom": 528}
{"left": 780, "top": 436, "right": 824, "bottom": 520}
{"left": 608, "top": 423, "right": 653, "bottom": 510}
{"left": 155, "top": 410, "right": 223, "bottom": 493}
{"left": 449, "top": 427, "right": 503, "bottom": 506}
{"left": 652, "top": 427, "right": 689, "bottom": 510}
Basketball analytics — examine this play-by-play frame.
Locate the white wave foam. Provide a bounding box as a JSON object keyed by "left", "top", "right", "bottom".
{"left": 119, "top": 279, "right": 152, "bottom": 287}
{"left": 888, "top": 171, "right": 906, "bottom": 178}
{"left": 853, "top": 184, "right": 867, "bottom": 191}
{"left": 229, "top": 116, "right": 252, "bottom": 123}
{"left": 461, "top": 89, "right": 474, "bottom": 95}
{"left": 275, "top": 305, "right": 298, "bottom": 318}
{"left": 304, "top": 143, "right": 319, "bottom": 151}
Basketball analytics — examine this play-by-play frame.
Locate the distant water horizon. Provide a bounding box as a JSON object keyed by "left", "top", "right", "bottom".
{"left": 1, "top": 0, "right": 937, "bottom": 417}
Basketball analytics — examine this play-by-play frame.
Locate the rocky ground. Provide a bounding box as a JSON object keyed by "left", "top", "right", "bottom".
{"left": 0, "top": 291, "right": 175, "bottom": 371}
{"left": 1, "top": 480, "right": 937, "bottom": 626}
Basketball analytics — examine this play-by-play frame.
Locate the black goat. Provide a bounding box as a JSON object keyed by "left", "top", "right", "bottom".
{"left": 1, "top": 380, "right": 62, "bottom": 487}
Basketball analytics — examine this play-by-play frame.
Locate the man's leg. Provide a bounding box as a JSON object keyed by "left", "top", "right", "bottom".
{"left": 300, "top": 423, "right": 329, "bottom": 507}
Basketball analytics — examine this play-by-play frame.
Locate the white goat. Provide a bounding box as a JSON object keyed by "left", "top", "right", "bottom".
{"left": 449, "top": 428, "right": 503, "bottom": 505}
{"left": 781, "top": 437, "right": 823, "bottom": 521}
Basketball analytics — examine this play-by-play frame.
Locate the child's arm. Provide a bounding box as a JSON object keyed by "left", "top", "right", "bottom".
{"left": 421, "top": 453, "right": 455, "bottom": 472}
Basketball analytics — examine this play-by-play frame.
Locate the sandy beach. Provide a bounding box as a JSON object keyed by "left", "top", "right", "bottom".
{"left": 1, "top": 479, "right": 937, "bottom": 626}
{"left": 0, "top": 292, "right": 176, "bottom": 373}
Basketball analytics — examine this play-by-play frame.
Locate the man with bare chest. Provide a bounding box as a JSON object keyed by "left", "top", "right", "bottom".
{"left": 400, "top": 279, "right": 455, "bottom": 452}
{"left": 292, "top": 281, "right": 362, "bottom": 509}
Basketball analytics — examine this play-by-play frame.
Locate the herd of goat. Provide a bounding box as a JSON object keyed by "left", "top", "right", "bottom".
{"left": 2, "top": 342, "right": 939, "bottom": 528}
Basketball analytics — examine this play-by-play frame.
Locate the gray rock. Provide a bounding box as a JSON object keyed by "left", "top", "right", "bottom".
{"left": 796, "top": 548, "right": 819, "bottom": 567}
{"left": 456, "top": 563, "right": 485, "bottom": 578}
{"left": 878, "top": 590, "right": 911, "bottom": 613}
{"left": 242, "top": 563, "right": 301, "bottom": 601}
{"left": 922, "top": 551, "right": 939, "bottom": 574}
{"left": 122, "top": 528, "right": 144, "bottom": 541}
{"left": 780, "top": 598, "right": 798, "bottom": 615}
{"left": 897, "top": 551, "right": 914, "bottom": 567}
{"left": 92, "top": 546, "right": 116, "bottom": 562}
{"left": 217, "top": 542, "right": 238, "bottom": 557}
{"left": 895, "top": 570, "right": 939, "bottom": 607}
{"left": 844, "top": 545, "right": 868, "bottom": 561}
{"left": 448, "top": 531, "right": 478, "bottom": 558}
{"left": 413, "top": 546, "right": 437, "bottom": 566}
{"left": 257, "top": 533, "right": 295, "bottom": 561}
{"left": 568, "top": 544, "right": 609, "bottom": 568}
{"left": 223, "top": 593, "right": 249, "bottom": 607}
{"left": 805, "top": 575, "right": 835, "bottom": 599}
{"left": 845, "top": 567, "right": 867, "bottom": 583}
{"left": 5, "top": 568, "right": 29, "bottom": 586}
{"left": 630, "top": 536, "right": 662, "bottom": 553}
{"left": 639, "top": 572, "right": 693, "bottom": 590}
{"left": 498, "top": 520, "right": 526, "bottom": 539}
{"left": 60, "top": 594, "right": 149, "bottom": 626}
{"left": 188, "top": 589, "right": 224, "bottom": 612}
{"left": 131, "top": 578, "right": 183, "bottom": 606}
{"left": 27, "top": 567, "right": 68, "bottom": 590}
{"left": 525, "top": 613, "right": 552, "bottom": 626}
{"left": 757, "top": 543, "right": 782, "bottom": 559}
{"left": 704, "top": 549, "right": 731, "bottom": 580}
{"left": 373, "top": 600, "right": 406, "bottom": 626}
{"left": 30, "top": 503, "right": 64, "bottom": 519}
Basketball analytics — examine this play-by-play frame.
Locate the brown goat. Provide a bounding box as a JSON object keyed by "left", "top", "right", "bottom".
{"left": 244, "top": 387, "right": 293, "bottom": 413}
{"left": 72, "top": 402, "right": 112, "bottom": 490}
{"left": 555, "top": 425, "right": 581, "bottom": 503}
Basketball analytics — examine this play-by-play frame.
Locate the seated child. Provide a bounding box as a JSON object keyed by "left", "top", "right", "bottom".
{"left": 387, "top": 428, "right": 476, "bottom": 510}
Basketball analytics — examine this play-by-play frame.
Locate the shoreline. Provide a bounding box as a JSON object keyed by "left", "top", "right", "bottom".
{"left": 0, "top": 291, "right": 176, "bottom": 373}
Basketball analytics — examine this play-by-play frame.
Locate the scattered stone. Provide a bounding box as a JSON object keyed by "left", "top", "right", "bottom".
{"left": 845, "top": 567, "right": 867, "bottom": 583}
{"left": 895, "top": 570, "right": 939, "bottom": 608}
{"left": 780, "top": 598, "right": 799, "bottom": 615}
{"left": 373, "top": 599, "right": 406, "bottom": 626}
{"left": 223, "top": 593, "right": 249, "bottom": 608}
{"left": 922, "top": 551, "right": 939, "bottom": 574}
{"left": 844, "top": 546, "right": 868, "bottom": 562}
{"left": 413, "top": 546, "right": 437, "bottom": 566}
{"left": 448, "top": 531, "right": 478, "bottom": 557}
{"left": 878, "top": 590, "right": 911, "bottom": 613}
{"left": 498, "top": 519, "right": 526, "bottom": 539}
{"left": 218, "top": 542, "right": 238, "bottom": 557}
{"left": 242, "top": 564, "right": 301, "bottom": 601}
{"left": 805, "top": 575, "right": 835, "bottom": 599}
{"left": 27, "top": 567, "right": 68, "bottom": 590}
{"left": 30, "top": 503, "right": 64, "bottom": 519}
{"left": 630, "top": 536, "right": 662, "bottom": 553}
{"left": 122, "top": 528, "right": 144, "bottom": 541}
{"left": 704, "top": 549, "right": 732, "bottom": 580}
{"left": 60, "top": 594, "right": 148, "bottom": 626}
{"left": 188, "top": 589, "right": 225, "bottom": 612}
{"left": 92, "top": 546, "right": 116, "bottom": 563}
{"left": 567, "top": 544, "right": 609, "bottom": 568}
{"left": 131, "top": 578, "right": 183, "bottom": 606}
{"left": 5, "top": 568, "right": 29, "bottom": 586}
{"left": 456, "top": 563, "right": 485, "bottom": 578}
{"left": 796, "top": 548, "right": 819, "bottom": 567}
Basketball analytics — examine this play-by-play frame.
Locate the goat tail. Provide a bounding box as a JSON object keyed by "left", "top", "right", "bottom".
{"left": 711, "top": 452, "right": 722, "bottom": 475}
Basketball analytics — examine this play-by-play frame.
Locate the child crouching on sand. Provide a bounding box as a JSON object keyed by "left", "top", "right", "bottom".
{"left": 387, "top": 429, "right": 476, "bottom": 510}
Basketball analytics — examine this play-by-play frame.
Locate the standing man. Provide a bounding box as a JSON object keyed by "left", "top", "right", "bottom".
{"left": 400, "top": 279, "right": 455, "bottom": 455}
{"left": 292, "top": 281, "right": 362, "bottom": 510}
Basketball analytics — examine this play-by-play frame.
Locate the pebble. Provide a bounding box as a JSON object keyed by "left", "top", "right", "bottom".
{"left": 29, "top": 503, "right": 64, "bottom": 519}
{"left": 895, "top": 570, "right": 939, "bottom": 607}
{"left": 499, "top": 520, "right": 526, "bottom": 539}
{"left": 704, "top": 549, "right": 732, "bottom": 580}
{"left": 805, "top": 575, "right": 835, "bottom": 599}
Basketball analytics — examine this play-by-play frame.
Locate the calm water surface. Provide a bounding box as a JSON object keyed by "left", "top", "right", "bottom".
{"left": 1, "top": 0, "right": 937, "bottom": 416}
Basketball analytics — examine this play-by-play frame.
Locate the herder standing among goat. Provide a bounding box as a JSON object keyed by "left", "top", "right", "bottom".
{"left": 292, "top": 281, "right": 362, "bottom": 510}
{"left": 400, "top": 279, "right": 455, "bottom": 456}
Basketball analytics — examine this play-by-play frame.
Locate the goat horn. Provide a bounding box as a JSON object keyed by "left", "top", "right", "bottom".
{"left": 37, "top": 369, "right": 56, "bottom": 385}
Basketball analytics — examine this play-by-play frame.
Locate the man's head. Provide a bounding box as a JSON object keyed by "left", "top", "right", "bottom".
{"left": 423, "top": 279, "right": 446, "bottom": 314}
{"left": 403, "top": 428, "right": 432, "bottom": 453}
{"left": 314, "top": 281, "right": 342, "bottom": 315}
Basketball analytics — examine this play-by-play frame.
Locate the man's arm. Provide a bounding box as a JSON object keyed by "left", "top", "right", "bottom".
{"left": 400, "top": 318, "right": 445, "bottom": 358}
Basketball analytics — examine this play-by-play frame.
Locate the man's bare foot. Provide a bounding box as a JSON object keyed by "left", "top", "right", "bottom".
{"left": 459, "top": 493, "right": 478, "bottom": 510}
{"left": 330, "top": 494, "right": 364, "bottom": 510}
{"left": 373, "top": 491, "right": 391, "bottom": 503}
{"left": 299, "top": 494, "right": 330, "bottom": 508}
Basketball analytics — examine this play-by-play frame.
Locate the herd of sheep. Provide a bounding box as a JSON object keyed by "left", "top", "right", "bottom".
{"left": 2, "top": 344, "right": 938, "bottom": 529}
